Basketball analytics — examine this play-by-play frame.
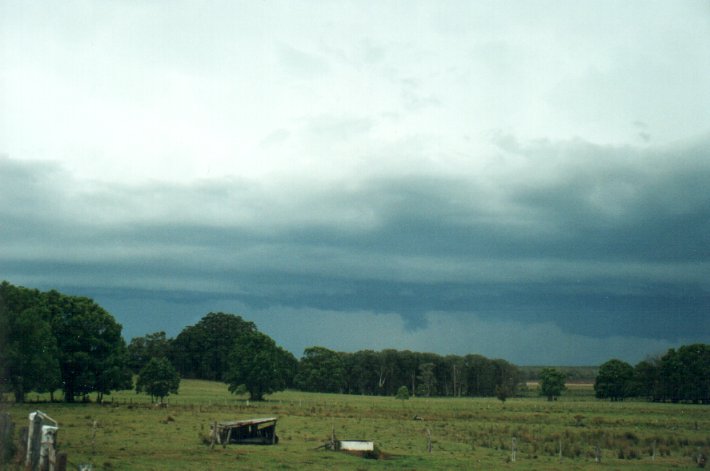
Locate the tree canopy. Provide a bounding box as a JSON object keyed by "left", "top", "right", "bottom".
{"left": 136, "top": 357, "right": 180, "bottom": 403}
{"left": 127, "top": 331, "right": 172, "bottom": 373}
{"left": 594, "top": 359, "right": 634, "bottom": 401}
{"left": 539, "top": 367, "right": 567, "bottom": 401}
{"left": 1, "top": 281, "right": 131, "bottom": 402}
{"left": 0, "top": 283, "right": 60, "bottom": 402}
{"left": 170, "top": 312, "right": 257, "bottom": 381}
{"left": 295, "top": 346, "right": 346, "bottom": 393}
{"left": 224, "top": 332, "right": 297, "bottom": 401}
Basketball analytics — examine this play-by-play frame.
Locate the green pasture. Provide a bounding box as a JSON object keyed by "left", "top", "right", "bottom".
{"left": 2, "top": 380, "right": 708, "bottom": 470}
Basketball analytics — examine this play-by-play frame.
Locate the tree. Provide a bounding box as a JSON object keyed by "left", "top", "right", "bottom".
{"left": 170, "top": 313, "right": 257, "bottom": 380}
{"left": 127, "top": 331, "right": 172, "bottom": 373}
{"left": 594, "top": 359, "right": 634, "bottom": 401}
{"left": 136, "top": 358, "right": 180, "bottom": 403}
{"left": 659, "top": 344, "right": 710, "bottom": 403}
{"left": 295, "top": 347, "right": 346, "bottom": 393}
{"left": 224, "top": 332, "right": 296, "bottom": 401}
{"left": 492, "top": 359, "right": 520, "bottom": 398}
{"left": 495, "top": 384, "right": 512, "bottom": 403}
{"left": 416, "top": 362, "right": 437, "bottom": 397}
{"left": 395, "top": 385, "right": 410, "bottom": 403}
{"left": 0, "top": 282, "right": 61, "bottom": 402}
{"left": 46, "top": 291, "right": 132, "bottom": 402}
{"left": 633, "top": 357, "right": 662, "bottom": 401}
{"left": 539, "top": 368, "right": 567, "bottom": 401}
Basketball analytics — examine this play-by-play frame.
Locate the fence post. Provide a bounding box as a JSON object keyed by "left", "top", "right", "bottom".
{"left": 511, "top": 437, "right": 517, "bottom": 462}
{"left": 56, "top": 452, "right": 67, "bottom": 471}
{"left": 28, "top": 413, "right": 42, "bottom": 471}
{"left": 0, "top": 413, "right": 13, "bottom": 465}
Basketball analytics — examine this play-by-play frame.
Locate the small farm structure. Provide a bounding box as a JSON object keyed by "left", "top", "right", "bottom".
{"left": 337, "top": 440, "right": 374, "bottom": 452}
{"left": 25, "top": 411, "right": 60, "bottom": 471}
{"left": 211, "top": 417, "right": 278, "bottom": 446}
{"left": 319, "top": 427, "right": 375, "bottom": 453}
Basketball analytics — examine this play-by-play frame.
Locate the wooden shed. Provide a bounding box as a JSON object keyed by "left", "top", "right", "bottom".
{"left": 211, "top": 417, "right": 278, "bottom": 446}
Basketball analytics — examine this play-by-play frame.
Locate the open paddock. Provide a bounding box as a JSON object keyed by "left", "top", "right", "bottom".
{"left": 2, "top": 380, "right": 708, "bottom": 470}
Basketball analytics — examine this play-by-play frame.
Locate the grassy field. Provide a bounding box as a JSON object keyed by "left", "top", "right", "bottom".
{"left": 2, "top": 381, "right": 709, "bottom": 470}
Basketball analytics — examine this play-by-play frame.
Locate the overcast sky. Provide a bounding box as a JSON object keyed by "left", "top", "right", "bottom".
{"left": 1, "top": 1, "right": 708, "bottom": 365}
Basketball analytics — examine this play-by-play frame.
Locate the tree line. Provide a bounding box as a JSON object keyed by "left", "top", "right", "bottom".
{"left": 2, "top": 281, "right": 708, "bottom": 404}
{"left": 128, "top": 312, "right": 520, "bottom": 400}
{"left": 594, "top": 345, "right": 710, "bottom": 403}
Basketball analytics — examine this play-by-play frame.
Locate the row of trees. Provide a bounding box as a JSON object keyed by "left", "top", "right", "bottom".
{"left": 4, "top": 281, "right": 707, "bottom": 404}
{"left": 293, "top": 346, "right": 521, "bottom": 399}
{"left": 128, "top": 317, "right": 521, "bottom": 400}
{"left": 594, "top": 344, "right": 710, "bottom": 403}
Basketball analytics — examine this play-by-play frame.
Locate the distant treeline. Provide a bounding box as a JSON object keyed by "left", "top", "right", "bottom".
{"left": 1, "top": 281, "right": 708, "bottom": 404}
{"left": 136, "top": 313, "right": 520, "bottom": 399}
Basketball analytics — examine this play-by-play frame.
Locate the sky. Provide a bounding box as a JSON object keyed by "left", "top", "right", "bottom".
{"left": 1, "top": 0, "right": 709, "bottom": 365}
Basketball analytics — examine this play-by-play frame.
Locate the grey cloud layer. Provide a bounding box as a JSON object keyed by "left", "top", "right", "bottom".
{"left": 2, "top": 136, "right": 708, "bottom": 353}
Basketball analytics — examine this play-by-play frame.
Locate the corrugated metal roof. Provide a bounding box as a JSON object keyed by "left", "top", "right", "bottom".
{"left": 217, "top": 417, "right": 277, "bottom": 427}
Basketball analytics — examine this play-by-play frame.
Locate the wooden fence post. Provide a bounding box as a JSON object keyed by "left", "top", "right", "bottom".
{"left": 210, "top": 421, "right": 217, "bottom": 450}
{"left": 0, "top": 413, "right": 13, "bottom": 465}
{"left": 28, "top": 414, "right": 42, "bottom": 471}
{"left": 511, "top": 437, "right": 517, "bottom": 463}
{"left": 56, "top": 452, "right": 67, "bottom": 471}
{"left": 426, "top": 428, "right": 432, "bottom": 453}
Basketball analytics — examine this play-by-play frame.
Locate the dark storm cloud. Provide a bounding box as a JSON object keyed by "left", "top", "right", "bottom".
{"left": 1, "top": 136, "right": 708, "bottom": 358}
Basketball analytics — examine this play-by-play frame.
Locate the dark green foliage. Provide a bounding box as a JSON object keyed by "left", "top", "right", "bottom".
{"left": 594, "top": 359, "right": 634, "bottom": 401}
{"left": 224, "top": 332, "right": 296, "bottom": 401}
{"left": 295, "top": 346, "right": 346, "bottom": 393}
{"left": 1, "top": 281, "right": 132, "bottom": 403}
{"left": 633, "top": 356, "right": 662, "bottom": 401}
{"left": 495, "top": 384, "right": 512, "bottom": 402}
{"left": 136, "top": 357, "right": 180, "bottom": 403}
{"left": 659, "top": 344, "right": 710, "bottom": 403}
{"left": 0, "top": 282, "right": 61, "bottom": 402}
{"left": 416, "top": 362, "right": 437, "bottom": 397}
{"left": 298, "top": 348, "right": 520, "bottom": 398}
{"left": 47, "top": 290, "right": 132, "bottom": 402}
{"left": 539, "top": 368, "right": 567, "bottom": 401}
{"left": 127, "top": 331, "right": 172, "bottom": 373}
{"left": 170, "top": 312, "right": 257, "bottom": 381}
{"left": 395, "top": 385, "right": 410, "bottom": 401}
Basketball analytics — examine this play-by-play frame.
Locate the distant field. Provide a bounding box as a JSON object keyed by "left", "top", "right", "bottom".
{"left": 2, "top": 380, "right": 708, "bottom": 470}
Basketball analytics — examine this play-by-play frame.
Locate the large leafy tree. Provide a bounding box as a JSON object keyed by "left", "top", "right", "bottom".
{"left": 539, "top": 368, "right": 567, "bottom": 401}
{"left": 46, "top": 290, "right": 132, "bottom": 402}
{"left": 594, "top": 359, "right": 634, "bottom": 401}
{"left": 171, "top": 313, "right": 257, "bottom": 381}
{"left": 295, "top": 346, "right": 346, "bottom": 393}
{"left": 0, "top": 282, "right": 61, "bottom": 402}
{"left": 136, "top": 357, "right": 180, "bottom": 403}
{"left": 660, "top": 344, "right": 710, "bottom": 403}
{"left": 224, "top": 332, "right": 296, "bottom": 401}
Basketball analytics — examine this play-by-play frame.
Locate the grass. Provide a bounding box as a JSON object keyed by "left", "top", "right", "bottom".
{"left": 2, "top": 381, "right": 709, "bottom": 470}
